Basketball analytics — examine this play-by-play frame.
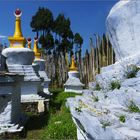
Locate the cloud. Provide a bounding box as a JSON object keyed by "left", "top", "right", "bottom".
{"left": 0, "top": 35, "right": 7, "bottom": 39}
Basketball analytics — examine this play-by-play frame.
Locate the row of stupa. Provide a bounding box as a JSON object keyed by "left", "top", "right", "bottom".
{"left": 0, "top": 8, "right": 84, "bottom": 135}
{"left": 7, "top": 8, "right": 84, "bottom": 93}
{"left": 0, "top": 9, "right": 51, "bottom": 135}
{"left": 6, "top": 8, "right": 84, "bottom": 94}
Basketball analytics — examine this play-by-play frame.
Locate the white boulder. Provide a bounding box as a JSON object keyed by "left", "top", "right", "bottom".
{"left": 67, "top": 0, "right": 140, "bottom": 139}
{"left": 107, "top": 0, "right": 140, "bottom": 60}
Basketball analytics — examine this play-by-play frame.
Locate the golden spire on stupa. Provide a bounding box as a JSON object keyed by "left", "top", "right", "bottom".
{"left": 33, "top": 37, "right": 41, "bottom": 60}
{"left": 8, "top": 9, "right": 26, "bottom": 48}
{"left": 27, "top": 38, "right": 31, "bottom": 49}
{"left": 69, "top": 55, "right": 78, "bottom": 71}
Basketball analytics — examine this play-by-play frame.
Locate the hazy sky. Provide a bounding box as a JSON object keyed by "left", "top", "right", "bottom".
{"left": 0, "top": 0, "right": 118, "bottom": 54}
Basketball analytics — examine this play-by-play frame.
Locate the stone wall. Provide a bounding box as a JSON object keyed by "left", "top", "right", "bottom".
{"left": 11, "top": 76, "right": 22, "bottom": 123}
{"left": 0, "top": 73, "right": 24, "bottom": 134}
{"left": 0, "top": 95, "right": 11, "bottom": 124}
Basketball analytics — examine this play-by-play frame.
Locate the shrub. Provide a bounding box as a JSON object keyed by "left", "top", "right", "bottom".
{"left": 101, "top": 121, "right": 111, "bottom": 130}
{"left": 92, "top": 96, "right": 99, "bottom": 102}
{"left": 128, "top": 101, "right": 140, "bottom": 113}
{"left": 119, "top": 115, "right": 125, "bottom": 123}
{"left": 49, "top": 88, "right": 64, "bottom": 94}
{"left": 75, "top": 107, "right": 82, "bottom": 113}
{"left": 104, "top": 95, "right": 108, "bottom": 99}
{"left": 95, "top": 83, "right": 101, "bottom": 91}
{"left": 110, "top": 81, "right": 121, "bottom": 90}
{"left": 126, "top": 64, "right": 139, "bottom": 79}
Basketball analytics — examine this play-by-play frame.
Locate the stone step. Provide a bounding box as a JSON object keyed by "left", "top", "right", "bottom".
{"left": 7, "top": 65, "right": 40, "bottom": 81}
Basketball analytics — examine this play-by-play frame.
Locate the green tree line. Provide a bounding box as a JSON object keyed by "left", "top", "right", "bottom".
{"left": 30, "top": 7, "right": 83, "bottom": 57}
{"left": 30, "top": 7, "right": 115, "bottom": 88}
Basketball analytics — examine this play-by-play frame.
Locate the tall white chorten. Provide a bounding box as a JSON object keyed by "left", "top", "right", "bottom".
{"left": 2, "top": 9, "right": 43, "bottom": 103}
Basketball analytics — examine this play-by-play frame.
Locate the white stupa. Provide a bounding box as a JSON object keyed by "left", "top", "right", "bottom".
{"left": 64, "top": 56, "right": 84, "bottom": 93}
{"left": 27, "top": 37, "right": 51, "bottom": 95}
{"left": 2, "top": 9, "right": 44, "bottom": 102}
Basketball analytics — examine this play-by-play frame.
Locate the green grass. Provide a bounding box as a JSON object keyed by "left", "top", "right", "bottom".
{"left": 95, "top": 83, "right": 101, "bottom": 91}
{"left": 93, "top": 96, "right": 99, "bottom": 102}
{"left": 128, "top": 101, "right": 140, "bottom": 113}
{"left": 26, "top": 89, "right": 78, "bottom": 139}
{"left": 126, "top": 64, "right": 139, "bottom": 79}
{"left": 110, "top": 81, "right": 121, "bottom": 90}
{"left": 101, "top": 121, "right": 111, "bottom": 130}
{"left": 49, "top": 88, "right": 64, "bottom": 94}
{"left": 119, "top": 115, "right": 125, "bottom": 123}
{"left": 75, "top": 106, "right": 82, "bottom": 113}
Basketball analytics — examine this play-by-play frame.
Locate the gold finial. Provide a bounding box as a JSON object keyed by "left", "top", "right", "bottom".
{"left": 27, "top": 38, "right": 31, "bottom": 49}
{"left": 33, "top": 37, "right": 41, "bottom": 60}
{"left": 13, "top": 9, "right": 23, "bottom": 37}
{"left": 8, "top": 9, "right": 26, "bottom": 48}
{"left": 69, "top": 55, "right": 78, "bottom": 71}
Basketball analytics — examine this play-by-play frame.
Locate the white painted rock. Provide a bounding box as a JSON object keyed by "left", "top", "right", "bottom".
{"left": 107, "top": 0, "right": 140, "bottom": 60}
{"left": 2, "top": 48, "right": 34, "bottom": 65}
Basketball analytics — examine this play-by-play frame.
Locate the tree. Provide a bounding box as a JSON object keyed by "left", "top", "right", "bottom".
{"left": 74, "top": 33, "right": 83, "bottom": 48}
{"left": 30, "top": 7, "right": 53, "bottom": 40}
{"left": 39, "top": 33, "right": 54, "bottom": 52}
{"left": 54, "top": 14, "right": 70, "bottom": 38}
{"left": 74, "top": 33, "right": 83, "bottom": 65}
{"left": 53, "top": 14, "right": 73, "bottom": 54}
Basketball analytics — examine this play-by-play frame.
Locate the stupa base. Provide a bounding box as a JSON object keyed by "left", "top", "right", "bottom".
{"left": 0, "top": 113, "right": 28, "bottom": 137}
{"left": 21, "top": 81, "right": 41, "bottom": 96}
{"left": 65, "top": 86, "right": 83, "bottom": 94}
{"left": 21, "top": 94, "right": 49, "bottom": 113}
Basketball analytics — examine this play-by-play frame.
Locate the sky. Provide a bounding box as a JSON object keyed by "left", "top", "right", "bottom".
{"left": 0, "top": 0, "right": 118, "bottom": 54}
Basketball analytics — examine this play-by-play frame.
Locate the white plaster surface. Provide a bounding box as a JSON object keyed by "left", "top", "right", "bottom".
{"left": 21, "top": 94, "right": 45, "bottom": 102}
{"left": 21, "top": 81, "right": 40, "bottom": 95}
{"left": 67, "top": 0, "right": 140, "bottom": 139}
{"left": 67, "top": 84, "right": 140, "bottom": 139}
{"left": 34, "top": 59, "right": 51, "bottom": 95}
{"left": 64, "top": 71, "right": 84, "bottom": 93}
{"left": 107, "top": 0, "right": 140, "bottom": 60}
{"left": 7, "top": 64, "right": 44, "bottom": 102}
{"left": 64, "top": 77, "right": 84, "bottom": 87}
{"left": 2, "top": 48, "right": 34, "bottom": 65}
{"left": 65, "top": 88, "right": 83, "bottom": 94}
{"left": 8, "top": 65, "right": 40, "bottom": 81}
{"left": 0, "top": 74, "right": 24, "bottom": 134}
{"left": 68, "top": 71, "right": 80, "bottom": 78}
{"left": 3, "top": 49, "right": 48, "bottom": 106}
{"left": 43, "top": 81, "right": 50, "bottom": 94}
